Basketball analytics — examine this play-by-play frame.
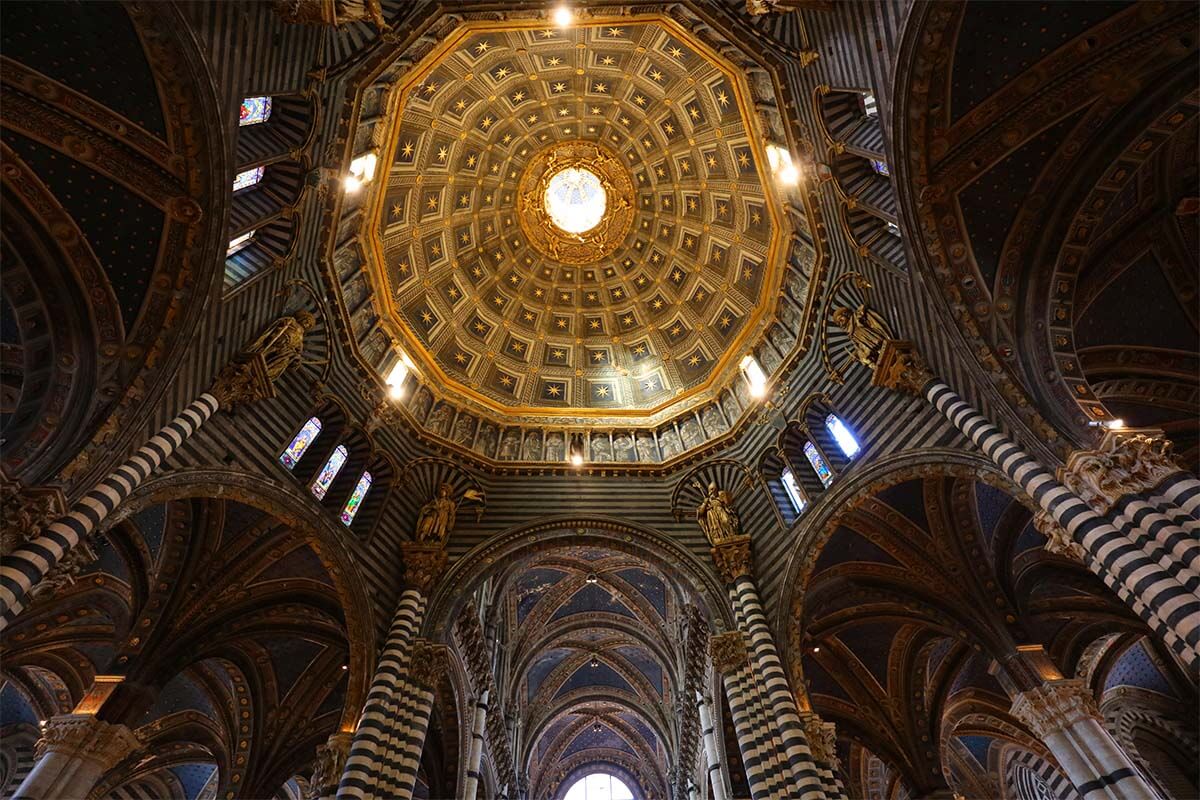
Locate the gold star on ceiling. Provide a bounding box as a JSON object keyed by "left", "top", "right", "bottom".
{"left": 500, "top": 375, "right": 513, "bottom": 386}
{"left": 454, "top": 352, "right": 467, "bottom": 363}
{"left": 595, "top": 385, "right": 610, "bottom": 397}
{"left": 546, "top": 384, "right": 561, "bottom": 396}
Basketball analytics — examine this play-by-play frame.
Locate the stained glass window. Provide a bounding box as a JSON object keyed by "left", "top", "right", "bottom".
{"left": 781, "top": 468, "right": 806, "bottom": 514}
{"left": 227, "top": 230, "right": 256, "bottom": 256}
{"left": 340, "top": 472, "right": 372, "bottom": 525}
{"left": 825, "top": 413, "right": 861, "bottom": 458}
{"left": 233, "top": 166, "right": 264, "bottom": 191}
{"left": 804, "top": 441, "right": 834, "bottom": 488}
{"left": 280, "top": 417, "right": 322, "bottom": 469}
{"left": 239, "top": 96, "right": 272, "bottom": 126}
{"left": 311, "top": 445, "right": 348, "bottom": 500}
{"left": 870, "top": 159, "right": 890, "bottom": 177}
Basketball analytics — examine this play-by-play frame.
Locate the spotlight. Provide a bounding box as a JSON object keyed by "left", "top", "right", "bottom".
{"left": 568, "top": 432, "right": 586, "bottom": 467}
{"left": 341, "top": 664, "right": 349, "bottom": 671}
{"left": 343, "top": 174, "right": 362, "bottom": 194}
{"left": 812, "top": 646, "right": 821, "bottom": 654}
{"left": 585, "top": 573, "right": 599, "bottom": 584}
{"left": 552, "top": 4, "right": 573, "bottom": 28}
{"left": 589, "top": 656, "right": 600, "bottom": 668}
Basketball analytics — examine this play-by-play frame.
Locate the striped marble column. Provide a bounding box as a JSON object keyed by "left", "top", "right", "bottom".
{"left": 0, "top": 312, "right": 313, "bottom": 630}
{"left": 710, "top": 631, "right": 772, "bottom": 800}
{"left": 731, "top": 591, "right": 795, "bottom": 795}
{"left": 0, "top": 393, "right": 220, "bottom": 629}
{"left": 798, "top": 712, "right": 846, "bottom": 800}
{"left": 336, "top": 589, "right": 425, "bottom": 800}
{"left": 1150, "top": 471, "right": 1200, "bottom": 520}
{"left": 462, "top": 688, "right": 490, "bottom": 800}
{"left": 713, "top": 534, "right": 825, "bottom": 800}
{"left": 382, "top": 639, "right": 447, "bottom": 800}
{"left": 696, "top": 691, "right": 730, "bottom": 800}
{"left": 1011, "top": 680, "right": 1161, "bottom": 800}
{"left": 921, "top": 379, "right": 1200, "bottom": 666}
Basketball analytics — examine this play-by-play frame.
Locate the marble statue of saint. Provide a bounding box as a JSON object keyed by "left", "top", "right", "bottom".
{"left": 499, "top": 429, "right": 521, "bottom": 460}
{"left": 832, "top": 303, "right": 894, "bottom": 369}
{"left": 544, "top": 433, "right": 564, "bottom": 462}
{"left": 636, "top": 433, "right": 658, "bottom": 462}
{"left": 243, "top": 310, "right": 314, "bottom": 381}
{"left": 613, "top": 433, "right": 635, "bottom": 462}
{"left": 696, "top": 483, "right": 741, "bottom": 545}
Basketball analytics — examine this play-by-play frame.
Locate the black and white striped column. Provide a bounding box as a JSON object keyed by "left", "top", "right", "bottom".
{"left": 384, "top": 639, "right": 443, "bottom": 800}
{"left": 730, "top": 576, "right": 828, "bottom": 800}
{"left": 722, "top": 662, "right": 773, "bottom": 800}
{"left": 925, "top": 381, "right": 1200, "bottom": 666}
{"left": 462, "top": 689, "right": 490, "bottom": 800}
{"left": 696, "top": 692, "right": 729, "bottom": 800}
{"left": 336, "top": 589, "right": 425, "bottom": 800}
{"left": 0, "top": 394, "right": 221, "bottom": 629}
{"left": 731, "top": 595, "right": 797, "bottom": 797}
{"left": 1149, "top": 471, "right": 1200, "bottom": 521}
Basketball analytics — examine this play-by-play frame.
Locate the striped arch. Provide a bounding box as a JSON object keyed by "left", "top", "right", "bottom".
{"left": 1003, "top": 750, "right": 1080, "bottom": 800}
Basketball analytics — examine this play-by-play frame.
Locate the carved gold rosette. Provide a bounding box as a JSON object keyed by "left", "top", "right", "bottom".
{"left": 517, "top": 140, "right": 634, "bottom": 265}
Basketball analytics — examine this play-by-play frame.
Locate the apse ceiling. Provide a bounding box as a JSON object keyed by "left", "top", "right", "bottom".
{"left": 343, "top": 10, "right": 818, "bottom": 465}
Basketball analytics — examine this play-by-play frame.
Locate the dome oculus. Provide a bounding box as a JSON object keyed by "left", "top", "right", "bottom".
{"left": 544, "top": 167, "right": 607, "bottom": 234}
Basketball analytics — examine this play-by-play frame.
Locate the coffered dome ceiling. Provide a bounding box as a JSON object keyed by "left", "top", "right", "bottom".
{"left": 342, "top": 10, "right": 819, "bottom": 465}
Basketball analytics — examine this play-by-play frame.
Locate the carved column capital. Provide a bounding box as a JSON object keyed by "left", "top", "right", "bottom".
{"left": 306, "top": 732, "right": 353, "bottom": 800}
{"left": 210, "top": 353, "right": 276, "bottom": 406}
{"left": 35, "top": 714, "right": 140, "bottom": 770}
{"left": 798, "top": 711, "right": 839, "bottom": 769}
{"left": 1010, "top": 679, "right": 1101, "bottom": 740}
{"left": 401, "top": 542, "right": 448, "bottom": 595}
{"left": 1032, "top": 510, "right": 1086, "bottom": 562}
{"left": 871, "top": 340, "right": 934, "bottom": 397}
{"left": 409, "top": 640, "right": 451, "bottom": 690}
{"left": 709, "top": 631, "right": 749, "bottom": 675}
{"left": 1059, "top": 430, "right": 1182, "bottom": 513}
{"left": 710, "top": 536, "right": 753, "bottom": 583}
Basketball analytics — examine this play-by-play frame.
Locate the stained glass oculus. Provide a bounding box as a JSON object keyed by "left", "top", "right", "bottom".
{"left": 544, "top": 167, "right": 606, "bottom": 234}
{"left": 280, "top": 417, "right": 322, "bottom": 469}
{"left": 239, "top": 96, "right": 272, "bottom": 126}
{"left": 311, "top": 445, "right": 348, "bottom": 500}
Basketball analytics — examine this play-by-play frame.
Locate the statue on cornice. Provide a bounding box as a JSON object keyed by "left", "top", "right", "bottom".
{"left": 832, "top": 303, "right": 894, "bottom": 370}
{"left": 415, "top": 483, "right": 483, "bottom": 545}
{"left": 243, "top": 310, "right": 314, "bottom": 382}
{"left": 696, "top": 482, "right": 741, "bottom": 546}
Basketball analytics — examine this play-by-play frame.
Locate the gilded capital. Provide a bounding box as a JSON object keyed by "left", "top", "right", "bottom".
{"left": 1059, "top": 430, "right": 1182, "bottom": 513}
{"left": 710, "top": 536, "right": 753, "bottom": 583}
{"left": 709, "top": 630, "right": 749, "bottom": 675}
{"left": 409, "top": 640, "right": 451, "bottom": 690}
{"left": 871, "top": 340, "right": 934, "bottom": 397}
{"left": 401, "top": 541, "right": 449, "bottom": 595}
{"left": 210, "top": 311, "right": 315, "bottom": 407}
{"left": 35, "top": 714, "right": 140, "bottom": 770}
{"left": 1010, "top": 679, "right": 1101, "bottom": 740}
{"left": 306, "top": 733, "right": 353, "bottom": 800}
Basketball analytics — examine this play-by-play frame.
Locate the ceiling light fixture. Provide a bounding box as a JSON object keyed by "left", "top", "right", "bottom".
{"left": 385, "top": 358, "right": 409, "bottom": 400}
{"left": 585, "top": 573, "right": 599, "bottom": 584}
{"left": 552, "top": 4, "right": 573, "bottom": 28}
{"left": 739, "top": 354, "right": 768, "bottom": 399}
{"left": 569, "top": 432, "right": 586, "bottom": 467}
{"left": 766, "top": 143, "right": 800, "bottom": 187}
{"left": 589, "top": 655, "right": 600, "bottom": 668}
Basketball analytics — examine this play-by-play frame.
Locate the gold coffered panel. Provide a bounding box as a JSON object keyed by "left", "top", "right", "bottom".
{"left": 364, "top": 15, "right": 789, "bottom": 420}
